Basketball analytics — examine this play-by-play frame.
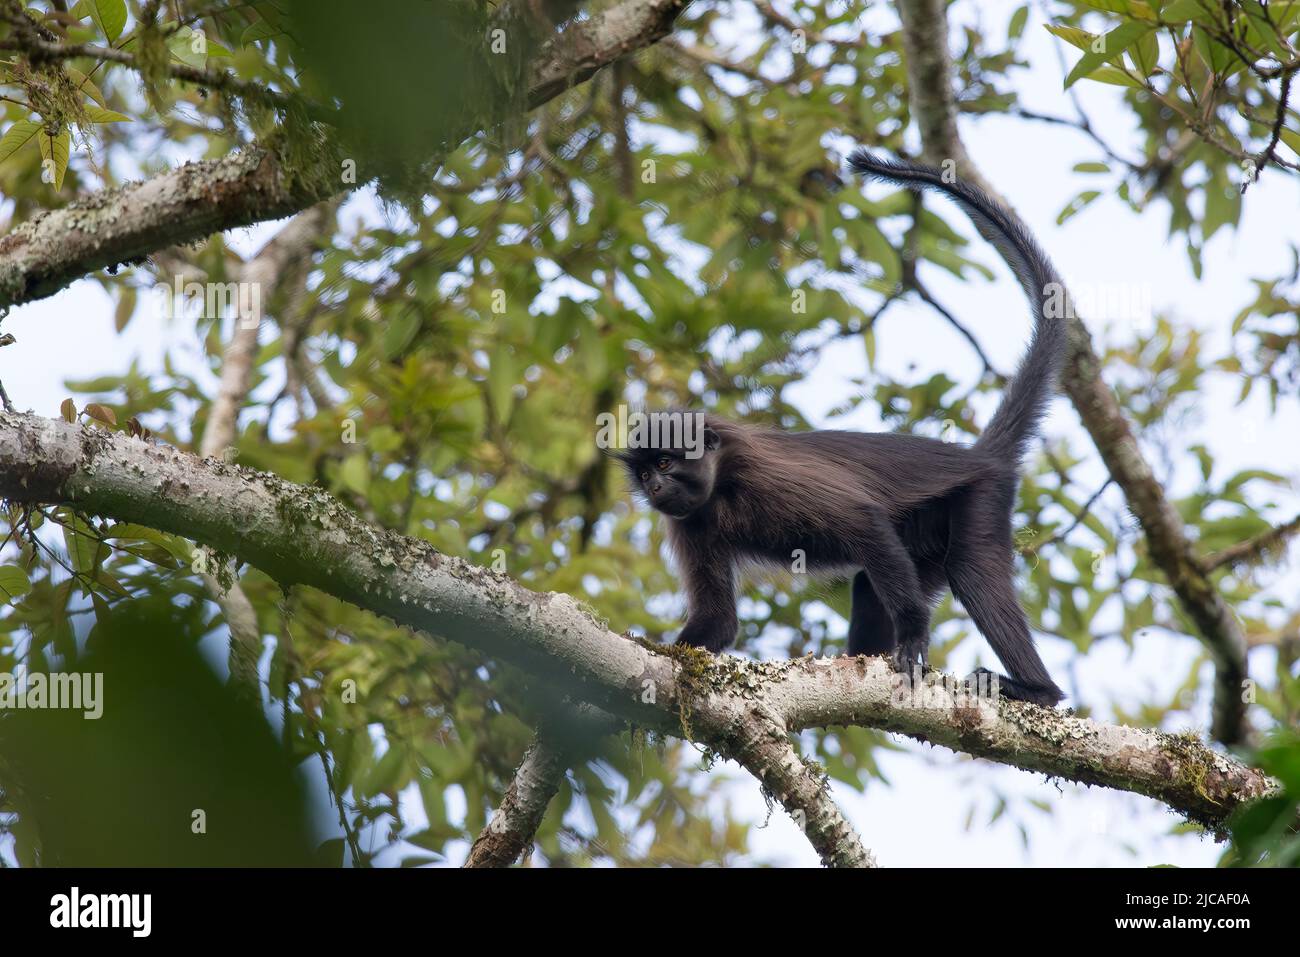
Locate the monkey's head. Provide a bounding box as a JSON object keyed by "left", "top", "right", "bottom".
{"left": 608, "top": 412, "right": 722, "bottom": 519}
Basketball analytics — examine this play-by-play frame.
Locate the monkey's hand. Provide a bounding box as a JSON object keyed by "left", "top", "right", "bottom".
{"left": 675, "top": 614, "right": 738, "bottom": 654}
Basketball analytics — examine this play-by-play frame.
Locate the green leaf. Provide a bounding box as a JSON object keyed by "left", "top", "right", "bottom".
{"left": 339, "top": 455, "right": 370, "bottom": 496}
{"left": 0, "top": 565, "right": 33, "bottom": 603}
{"left": 1089, "top": 65, "right": 1148, "bottom": 88}
{"left": 1127, "top": 27, "right": 1160, "bottom": 76}
{"left": 38, "top": 127, "right": 71, "bottom": 191}
{"left": 104, "top": 524, "right": 192, "bottom": 563}
{"left": 0, "top": 120, "right": 42, "bottom": 165}
{"left": 84, "top": 107, "right": 131, "bottom": 124}
{"left": 1202, "top": 171, "right": 1240, "bottom": 240}
{"left": 1073, "top": 161, "right": 1111, "bottom": 173}
{"left": 382, "top": 309, "right": 421, "bottom": 359}
{"left": 1078, "top": 0, "right": 1157, "bottom": 16}
{"left": 1057, "top": 190, "right": 1101, "bottom": 224}
{"left": 90, "top": 590, "right": 112, "bottom": 627}
{"left": 66, "top": 67, "right": 109, "bottom": 109}
{"left": 168, "top": 26, "right": 210, "bottom": 69}
{"left": 114, "top": 286, "right": 137, "bottom": 332}
{"left": 1044, "top": 24, "right": 1097, "bottom": 53}
{"left": 1065, "top": 21, "right": 1157, "bottom": 88}
{"left": 361, "top": 744, "right": 407, "bottom": 796}
{"left": 1281, "top": 127, "right": 1300, "bottom": 156}
{"left": 1159, "top": 0, "right": 1221, "bottom": 23}
{"left": 91, "top": 0, "right": 128, "bottom": 44}
{"left": 1008, "top": 5, "right": 1029, "bottom": 40}
{"left": 486, "top": 350, "right": 516, "bottom": 425}
{"left": 1192, "top": 24, "right": 1238, "bottom": 75}
{"left": 242, "top": 20, "right": 286, "bottom": 46}
{"left": 61, "top": 513, "right": 104, "bottom": 576}
{"left": 250, "top": 1, "right": 288, "bottom": 30}
{"left": 1223, "top": 469, "right": 1289, "bottom": 494}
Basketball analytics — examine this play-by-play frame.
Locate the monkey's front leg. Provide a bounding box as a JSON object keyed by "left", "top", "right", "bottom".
{"left": 675, "top": 543, "right": 738, "bottom": 653}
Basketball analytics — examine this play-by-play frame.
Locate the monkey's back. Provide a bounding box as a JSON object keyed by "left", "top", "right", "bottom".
{"left": 748, "top": 426, "right": 1001, "bottom": 511}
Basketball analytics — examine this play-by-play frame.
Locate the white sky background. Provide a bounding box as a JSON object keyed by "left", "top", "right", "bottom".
{"left": 2, "top": 0, "right": 1298, "bottom": 867}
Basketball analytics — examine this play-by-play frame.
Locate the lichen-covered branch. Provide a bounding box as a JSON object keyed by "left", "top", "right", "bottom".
{"left": 893, "top": 0, "right": 1251, "bottom": 744}
{"left": 717, "top": 698, "right": 877, "bottom": 866}
{"left": 526, "top": 0, "right": 688, "bottom": 107}
{"left": 464, "top": 733, "right": 572, "bottom": 867}
{"left": 0, "top": 149, "right": 333, "bottom": 309}
{"left": 465, "top": 703, "right": 622, "bottom": 867}
{"left": 0, "top": 411, "right": 1275, "bottom": 854}
{"left": 0, "top": 0, "right": 689, "bottom": 310}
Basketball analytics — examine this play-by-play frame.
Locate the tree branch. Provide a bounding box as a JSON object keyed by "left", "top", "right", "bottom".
{"left": 0, "top": 148, "right": 332, "bottom": 310}
{"left": 720, "top": 698, "right": 877, "bottom": 867}
{"left": 0, "top": 411, "right": 1276, "bottom": 855}
{"left": 0, "top": 0, "right": 690, "bottom": 310}
{"left": 1205, "top": 513, "right": 1300, "bottom": 572}
{"left": 463, "top": 731, "right": 573, "bottom": 867}
{"left": 464, "top": 705, "right": 618, "bottom": 867}
{"left": 893, "top": 0, "right": 1252, "bottom": 745}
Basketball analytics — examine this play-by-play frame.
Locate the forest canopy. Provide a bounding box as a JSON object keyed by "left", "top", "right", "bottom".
{"left": 0, "top": 0, "right": 1297, "bottom": 868}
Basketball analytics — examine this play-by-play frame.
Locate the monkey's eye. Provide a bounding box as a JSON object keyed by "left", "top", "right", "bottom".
{"left": 656, "top": 456, "right": 672, "bottom": 472}
{"left": 639, "top": 470, "right": 651, "bottom": 482}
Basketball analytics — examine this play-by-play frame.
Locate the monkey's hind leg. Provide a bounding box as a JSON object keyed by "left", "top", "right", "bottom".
{"left": 855, "top": 508, "right": 933, "bottom": 675}
{"left": 847, "top": 571, "right": 897, "bottom": 656}
{"left": 945, "top": 486, "right": 1064, "bottom": 707}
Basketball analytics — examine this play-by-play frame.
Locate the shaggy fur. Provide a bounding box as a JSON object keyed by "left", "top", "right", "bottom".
{"left": 615, "top": 152, "right": 1067, "bottom": 706}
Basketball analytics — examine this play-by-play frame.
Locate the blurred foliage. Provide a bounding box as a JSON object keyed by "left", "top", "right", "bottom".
{"left": 0, "top": 0, "right": 1297, "bottom": 866}
{"left": 1222, "top": 728, "right": 1300, "bottom": 866}
{"left": 0, "top": 593, "right": 318, "bottom": 865}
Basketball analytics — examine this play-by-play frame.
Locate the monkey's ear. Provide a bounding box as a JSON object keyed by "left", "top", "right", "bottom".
{"left": 703, "top": 427, "right": 721, "bottom": 451}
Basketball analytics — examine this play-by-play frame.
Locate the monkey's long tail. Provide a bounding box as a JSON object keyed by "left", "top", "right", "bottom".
{"left": 846, "top": 151, "right": 1067, "bottom": 463}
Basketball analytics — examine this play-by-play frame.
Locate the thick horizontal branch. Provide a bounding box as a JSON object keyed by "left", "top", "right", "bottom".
{"left": 0, "top": 149, "right": 331, "bottom": 309}
{"left": 0, "top": 0, "right": 688, "bottom": 309}
{"left": 0, "top": 411, "right": 1275, "bottom": 846}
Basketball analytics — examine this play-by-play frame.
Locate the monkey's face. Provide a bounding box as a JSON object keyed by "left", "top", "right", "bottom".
{"left": 618, "top": 428, "right": 721, "bottom": 519}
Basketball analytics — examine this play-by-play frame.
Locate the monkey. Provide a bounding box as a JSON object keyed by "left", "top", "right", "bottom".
{"left": 613, "top": 150, "right": 1067, "bottom": 707}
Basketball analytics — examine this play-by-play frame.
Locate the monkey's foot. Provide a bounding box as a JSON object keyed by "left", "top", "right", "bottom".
{"left": 965, "top": 667, "right": 1065, "bottom": 707}
{"left": 674, "top": 618, "right": 737, "bottom": 654}
{"left": 891, "top": 634, "right": 930, "bottom": 675}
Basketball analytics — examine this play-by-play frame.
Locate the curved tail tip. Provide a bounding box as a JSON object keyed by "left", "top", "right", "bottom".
{"left": 846, "top": 148, "right": 890, "bottom": 176}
